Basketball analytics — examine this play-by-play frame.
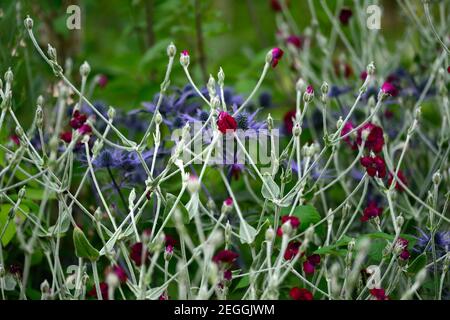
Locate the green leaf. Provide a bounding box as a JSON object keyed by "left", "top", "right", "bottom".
{"left": 261, "top": 174, "right": 280, "bottom": 201}
{"left": 234, "top": 275, "right": 249, "bottom": 291}
{"left": 48, "top": 209, "right": 71, "bottom": 235}
{"left": 163, "top": 193, "right": 189, "bottom": 228}
{"left": 0, "top": 204, "right": 28, "bottom": 247}
{"left": 239, "top": 220, "right": 257, "bottom": 244}
{"left": 282, "top": 205, "right": 321, "bottom": 232}
{"left": 73, "top": 227, "right": 99, "bottom": 262}
{"left": 407, "top": 253, "right": 427, "bottom": 275}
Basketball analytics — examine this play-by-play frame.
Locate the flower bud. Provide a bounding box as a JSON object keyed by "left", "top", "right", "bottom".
{"left": 107, "top": 106, "right": 116, "bottom": 119}
{"left": 336, "top": 117, "right": 343, "bottom": 129}
{"left": 265, "top": 226, "right": 275, "bottom": 242}
{"left": 367, "top": 62, "right": 376, "bottom": 76}
{"left": 167, "top": 42, "right": 176, "bottom": 57}
{"left": 321, "top": 81, "right": 329, "bottom": 95}
{"left": 187, "top": 175, "right": 200, "bottom": 194}
{"left": 164, "top": 245, "right": 174, "bottom": 261}
{"left": 155, "top": 111, "right": 163, "bottom": 125}
{"left": 24, "top": 16, "right": 34, "bottom": 29}
{"left": 180, "top": 50, "right": 190, "bottom": 68}
{"left": 4, "top": 68, "right": 13, "bottom": 84}
{"left": 221, "top": 197, "right": 233, "bottom": 214}
{"left": 281, "top": 221, "right": 293, "bottom": 237}
{"left": 432, "top": 171, "right": 441, "bottom": 186}
{"left": 225, "top": 221, "right": 232, "bottom": 244}
{"left": 296, "top": 78, "right": 306, "bottom": 92}
{"left": 207, "top": 75, "right": 216, "bottom": 98}
{"left": 218, "top": 67, "right": 225, "bottom": 86}
{"left": 80, "top": 61, "right": 91, "bottom": 77}
{"left": 36, "top": 95, "right": 44, "bottom": 106}
{"left": 47, "top": 44, "right": 57, "bottom": 61}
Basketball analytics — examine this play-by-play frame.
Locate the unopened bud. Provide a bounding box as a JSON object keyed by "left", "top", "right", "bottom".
{"left": 432, "top": 172, "right": 441, "bottom": 186}
{"left": 80, "top": 61, "right": 91, "bottom": 77}
{"left": 167, "top": 42, "right": 176, "bottom": 57}
{"left": 265, "top": 227, "right": 275, "bottom": 242}
{"left": 24, "top": 16, "right": 34, "bottom": 29}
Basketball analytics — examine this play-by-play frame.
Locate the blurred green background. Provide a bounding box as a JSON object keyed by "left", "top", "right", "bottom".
{"left": 0, "top": 0, "right": 408, "bottom": 121}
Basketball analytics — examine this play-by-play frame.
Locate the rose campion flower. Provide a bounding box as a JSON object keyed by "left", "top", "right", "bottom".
{"left": 271, "top": 47, "right": 284, "bottom": 68}
{"left": 212, "top": 250, "right": 239, "bottom": 264}
{"left": 370, "top": 288, "right": 389, "bottom": 300}
{"left": 357, "top": 123, "right": 385, "bottom": 153}
{"left": 360, "top": 155, "right": 386, "bottom": 178}
{"left": 361, "top": 201, "right": 383, "bottom": 222}
{"left": 339, "top": 8, "right": 353, "bottom": 25}
{"left": 388, "top": 170, "right": 407, "bottom": 192}
{"left": 277, "top": 215, "right": 300, "bottom": 236}
{"left": 284, "top": 241, "right": 301, "bottom": 260}
{"left": 381, "top": 81, "right": 398, "bottom": 96}
{"left": 290, "top": 287, "right": 313, "bottom": 300}
{"left": 217, "top": 112, "right": 237, "bottom": 134}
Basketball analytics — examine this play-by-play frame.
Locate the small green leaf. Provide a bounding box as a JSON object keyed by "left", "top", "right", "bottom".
{"left": 163, "top": 193, "right": 189, "bottom": 228}
{"left": 261, "top": 174, "right": 280, "bottom": 201}
{"left": 234, "top": 275, "right": 249, "bottom": 291}
{"left": 407, "top": 253, "right": 427, "bottom": 275}
{"left": 73, "top": 227, "right": 99, "bottom": 262}
{"left": 239, "top": 220, "right": 257, "bottom": 244}
{"left": 282, "top": 205, "right": 321, "bottom": 232}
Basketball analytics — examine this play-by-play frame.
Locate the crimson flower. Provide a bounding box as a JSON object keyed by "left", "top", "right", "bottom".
{"left": 10, "top": 134, "right": 20, "bottom": 146}
{"left": 213, "top": 250, "right": 239, "bottom": 264}
{"left": 271, "top": 47, "right": 284, "bottom": 68}
{"left": 361, "top": 202, "right": 383, "bottom": 222}
{"left": 217, "top": 111, "right": 237, "bottom": 134}
{"left": 283, "top": 109, "right": 296, "bottom": 135}
{"left": 388, "top": 170, "right": 407, "bottom": 192}
{"left": 270, "top": 0, "right": 289, "bottom": 12}
{"left": 223, "top": 269, "right": 233, "bottom": 281}
{"left": 360, "top": 70, "right": 368, "bottom": 81}
{"left": 97, "top": 74, "right": 108, "bottom": 88}
{"left": 107, "top": 265, "right": 128, "bottom": 284}
{"left": 290, "top": 287, "right": 313, "bottom": 300}
{"left": 69, "top": 110, "right": 87, "bottom": 129}
{"left": 286, "top": 35, "right": 303, "bottom": 49}
{"left": 78, "top": 124, "right": 92, "bottom": 135}
{"left": 370, "top": 288, "right": 389, "bottom": 300}
{"left": 60, "top": 131, "right": 72, "bottom": 143}
{"left": 284, "top": 241, "right": 301, "bottom": 260}
{"left": 381, "top": 81, "right": 398, "bottom": 97}
{"left": 303, "top": 254, "right": 321, "bottom": 275}
{"left": 360, "top": 155, "right": 386, "bottom": 178}
{"left": 339, "top": 8, "right": 353, "bottom": 25}
{"left": 130, "top": 242, "right": 148, "bottom": 266}
{"left": 396, "top": 237, "right": 410, "bottom": 260}
{"left": 334, "top": 62, "right": 353, "bottom": 78}
{"left": 88, "top": 282, "right": 109, "bottom": 300}
{"left": 341, "top": 121, "right": 357, "bottom": 150}
{"left": 277, "top": 215, "right": 300, "bottom": 236}
{"left": 357, "top": 123, "right": 385, "bottom": 153}
{"left": 181, "top": 50, "right": 189, "bottom": 56}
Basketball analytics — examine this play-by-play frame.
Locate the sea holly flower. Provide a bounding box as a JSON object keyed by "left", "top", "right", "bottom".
{"left": 388, "top": 170, "right": 407, "bottom": 192}
{"left": 369, "top": 288, "right": 389, "bottom": 300}
{"left": 277, "top": 215, "right": 300, "bottom": 236}
{"left": 212, "top": 250, "right": 239, "bottom": 265}
{"left": 270, "top": 48, "right": 284, "bottom": 68}
{"left": 360, "top": 155, "right": 386, "bottom": 178}
{"left": 217, "top": 111, "right": 237, "bottom": 134}
{"left": 361, "top": 202, "right": 383, "bottom": 222}
{"left": 357, "top": 123, "right": 385, "bottom": 153}
{"left": 284, "top": 241, "right": 301, "bottom": 260}
{"left": 289, "top": 287, "right": 313, "bottom": 300}
{"left": 414, "top": 228, "right": 450, "bottom": 255}
{"left": 339, "top": 8, "right": 353, "bottom": 25}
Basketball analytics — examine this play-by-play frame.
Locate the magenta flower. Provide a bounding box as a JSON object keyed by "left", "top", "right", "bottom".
{"left": 217, "top": 111, "right": 237, "bottom": 134}
{"left": 381, "top": 81, "right": 398, "bottom": 96}
{"left": 306, "top": 85, "right": 314, "bottom": 95}
{"left": 271, "top": 47, "right": 284, "bottom": 68}
{"left": 388, "top": 170, "right": 407, "bottom": 192}
{"left": 60, "top": 131, "right": 72, "bottom": 143}
{"left": 360, "top": 155, "right": 386, "bottom": 178}
{"left": 130, "top": 242, "right": 148, "bottom": 266}
{"left": 370, "top": 288, "right": 389, "bottom": 300}
{"left": 356, "top": 123, "right": 385, "bottom": 153}
{"left": 212, "top": 250, "right": 239, "bottom": 264}
{"left": 290, "top": 287, "right": 313, "bottom": 300}
{"left": 277, "top": 215, "right": 300, "bottom": 236}
{"left": 361, "top": 202, "right": 383, "bottom": 222}
{"left": 78, "top": 124, "right": 92, "bottom": 136}
{"left": 181, "top": 50, "right": 189, "bottom": 56}
{"left": 339, "top": 8, "right": 353, "bottom": 25}
{"left": 286, "top": 35, "right": 303, "bottom": 49}
{"left": 284, "top": 241, "right": 301, "bottom": 260}
{"left": 97, "top": 74, "right": 108, "bottom": 88}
